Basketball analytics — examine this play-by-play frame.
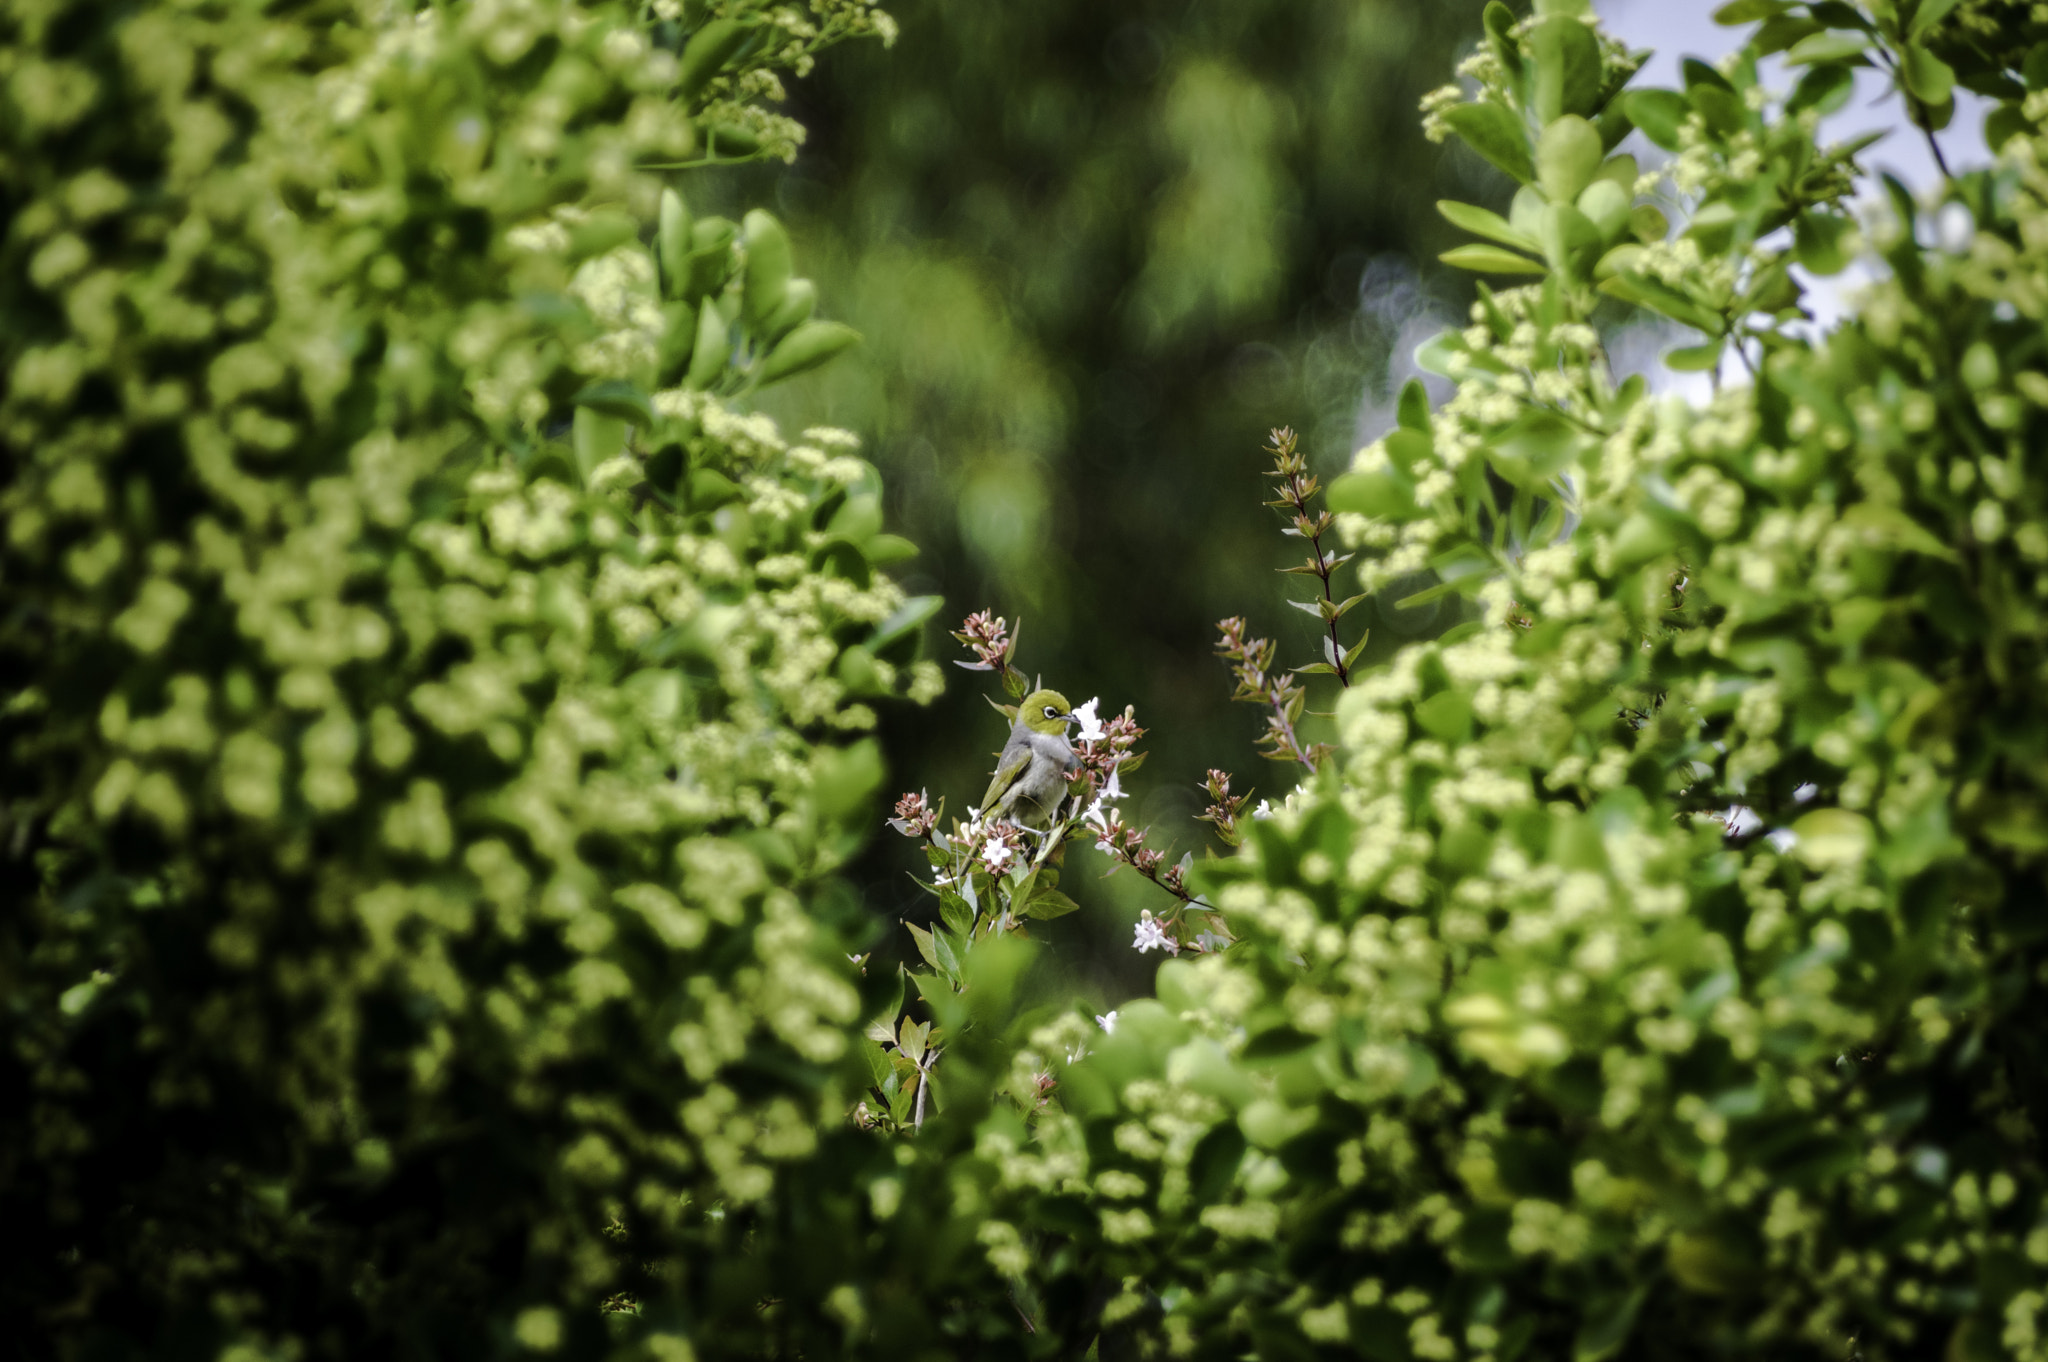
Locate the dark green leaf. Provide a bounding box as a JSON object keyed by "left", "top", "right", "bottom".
{"left": 1625, "top": 90, "right": 1692, "bottom": 150}
{"left": 1530, "top": 16, "right": 1604, "bottom": 121}
{"left": 1443, "top": 102, "right": 1536, "bottom": 184}
{"left": 572, "top": 380, "right": 655, "bottom": 428}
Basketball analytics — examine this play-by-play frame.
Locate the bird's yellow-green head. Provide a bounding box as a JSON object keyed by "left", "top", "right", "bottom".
{"left": 1017, "top": 688, "right": 1074, "bottom": 735}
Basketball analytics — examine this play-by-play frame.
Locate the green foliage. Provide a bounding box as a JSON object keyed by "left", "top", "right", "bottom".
{"left": 745, "top": 1, "right": 1492, "bottom": 910}
{"left": 790, "top": 6, "right": 2048, "bottom": 1361}
{"left": 0, "top": 0, "right": 919, "bottom": 1355}
{"left": 13, "top": 1, "right": 2048, "bottom": 1360}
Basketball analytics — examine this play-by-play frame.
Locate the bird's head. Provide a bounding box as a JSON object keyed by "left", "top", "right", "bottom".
{"left": 1017, "top": 688, "right": 1074, "bottom": 735}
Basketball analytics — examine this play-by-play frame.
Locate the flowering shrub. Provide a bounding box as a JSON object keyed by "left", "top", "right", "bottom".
{"left": 11, "top": 0, "right": 2048, "bottom": 1359}
{"left": 1, "top": 0, "right": 922, "bottom": 1355}
{"left": 827, "top": 2, "right": 2048, "bottom": 1358}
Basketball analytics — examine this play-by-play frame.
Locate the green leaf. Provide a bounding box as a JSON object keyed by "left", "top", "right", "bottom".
{"left": 1576, "top": 179, "right": 1631, "bottom": 242}
{"left": 1396, "top": 378, "right": 1433, "bottom": 433}
{"left": 812, "top": 739, "right": 883, "bottom": 821}
{"left": 1443, "top": 102, "right": 1536, "bottom": 184}
{"left": 1794, "top": 211, "right": 1856, "bottom": 276}
{"left": 1414, "top": 689, "right": 1473, "bottom": 744}
{"left": 1625, "top": 90, "right": 1692, "bottom": 150}
{"left": 755, "top": 321, "right": 861, "bottom": 386}
{"left": 657, "top": 188, "right": 692, "bottom": 298}
{"left": 1789, "top": 808, "right": 1874, "bottom": 870}
{"left": 870, "top": 594, "right": 943, "bottom": 652}
{"left": 1785, "top": 30, "right": 1870, "bottom": 64}
{"left": 1483, "top": 2, "right": 1524, "bottom": 86}
{"left": 1787, "top": 63, "right": 1855, "bottom": 115}
{"left": 1690, "top": 84, "right": 1747, "bottom": 135}
{"left": 1598, "top": 272, "right": 1724, "bottom": 334}
{"left": 1712, "top": 0, "right": 1793, "bottom": 21}
{"left": 760, "top": 278, "right": 818, "bottom": 343}
{"left": 1541, "top": 201, "right": 1603, "bottom": 281}
{"left": 686, "top": 299, "right": 729, "bottom": 389}
{"left": 1909, "top": 0, "right": 1962, "bottom": 36}
{"left": 1023, "top": 889, "right": 1080, "bottom": 921}
{"left": 1440, "top": 244, "right": 1546, "bottom": 276}
{"left": 566, "top": 211, "right": 637, "bottom": 263}
{"left": 1438, "top": 199, "right": 1542, "bottom": 254}
{"left": 1987, "top": 104, "right": 2033, "bottom": 153}
{"left": 1665, "top": 340, "right": 1726, "bottom": 372}
{"left": 1537, "top": 119, "right": 1602, "bottom": 205}
{"left": 866, "top": 534, "right": 919, "bottom": 566}
{"left": 1387, "top": 428, "right": 1433, "bottom": 470}
{"left": 741, "top": 210, "right": 795, "bottom": 328}
{"left": 572, "top": 407, "right": 626, "bottom": 484}
{"left": 1899, "top": 45, "right": 1955, "bottom": 104}
{"left": 1530, "top": 16, "right": 1604, "bottom": 122}
{"left": 906, "top": 921, "right": 941, "bottom": 973}
{"left": 1574, "top": 1287, "right": 1649, "bottom": 1362}
{"left": 1753, "top": 15, "right": 1824, "bottom": 54}
{"left": 938, "top": 891, "right": 973, "bottom": 938}
{"left": 1489, "top": 411, "right": 1585, "bottom": 488}
{"left": 572, "top": 380, "right": 655, "bottom": 428}
{"left": 677, "top": 18, "right": 752, "bottom": 102}
{"left": 931, "top": 928, "right": 962, "bottom": 979}
{"left": 1630, "top": 203, "right": 1671, "bottom": 243}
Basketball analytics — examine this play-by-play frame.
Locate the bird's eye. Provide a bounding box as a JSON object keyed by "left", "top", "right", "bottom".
{"left": 1043, "top": 705, "right": 1057, "bottom": 717}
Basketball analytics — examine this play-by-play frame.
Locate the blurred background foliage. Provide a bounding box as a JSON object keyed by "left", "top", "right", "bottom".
{"left": 694, "top": 0, "right": 1495, "bottom": 994}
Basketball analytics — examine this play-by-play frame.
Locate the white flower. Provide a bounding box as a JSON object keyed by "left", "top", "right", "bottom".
{"left": 1765, "top": 828, "right": 1799, "bottom": 853}
{"left": 1071, "top": 697, "right": 1106, "bottom": 742}
{"left": 1081, "top": 769, "right": 1126, "bottom": 844}
{"left": 1132, "top": 911, "right": 1176, "bottom": 955}
{"left": 1096, "top": 1010, "right": 1119, "bottom": 1035}
{"left": 1251, "top": 799, "right": 1275, "bottom": 820}
{"left": 1723, "top": 805, "right": 1762, "bottom": 839}
{"left": 982, "top": 840, "right": 1013, "bottom": 874}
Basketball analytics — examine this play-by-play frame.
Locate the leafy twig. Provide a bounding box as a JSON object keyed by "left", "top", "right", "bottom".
{"left": 1215, "top": 616, "right": 1329, "bottom": 770}
{"left": 1263, "top": 427, "right": 1366, "bottom": 686}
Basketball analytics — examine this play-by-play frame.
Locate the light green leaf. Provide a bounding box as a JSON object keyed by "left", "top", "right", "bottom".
{"left": 1712, "top": 0, "right": 1793, "bottom": 21}
{"left": 1440, "top": 244, "right": 1547, "bottom": 276}
{"left": 1437, "top": 199, "right": 1542, "bottom": 254}
{"left": 755, "top": 320, "right": 860, "bottom": 386}
{"left": 1789, "top": 808, "right": 1874, "bottom": 870}
{"left": 1909, "top": 0, "right": 1962, "bottom": 36}
{"left": 1899, "top": 45, "right": 1955, "bottom": 104}
{"left": 1785, "top": 30, "right": 1870, "bottom": 64}
{"left": 1538, "top": 116, "right": 1604, "bottom": 202}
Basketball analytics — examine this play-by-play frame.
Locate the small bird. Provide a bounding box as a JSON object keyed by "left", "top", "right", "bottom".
{"left": 979, "top": 688, "right": 1081, "bottom": 829}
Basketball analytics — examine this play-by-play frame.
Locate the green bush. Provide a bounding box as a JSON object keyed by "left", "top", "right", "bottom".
{"left": 850, "top": 3, "right": 2048, "bottom": 1359}
{"left": 1, "top": 0, "right": 922, "bottom": 1355}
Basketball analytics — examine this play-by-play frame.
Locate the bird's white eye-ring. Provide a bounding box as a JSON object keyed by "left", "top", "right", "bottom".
{"left": 1043, "top": 705, "right": 1058, "bottom": 718}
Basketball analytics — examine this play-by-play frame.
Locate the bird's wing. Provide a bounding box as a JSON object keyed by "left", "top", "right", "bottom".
{"left": 980, "top": 739, "right": 1034, "bottom": 814}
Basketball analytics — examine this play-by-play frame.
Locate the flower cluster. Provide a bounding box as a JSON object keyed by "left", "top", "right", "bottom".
{"left": 1195, "top": 768, "right": 1251, "bottom": 848}
{"left": 886, "top": 789, "right": 940, "bottom": 839}
{"left": 949, "top": 609, "right": 1029, "bottom": 698}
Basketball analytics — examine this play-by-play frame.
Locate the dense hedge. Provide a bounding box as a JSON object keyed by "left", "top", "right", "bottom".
{"left": 868, "top": 3, "right": 2048, "bottom": 1359}
{"left": 1, "top": 0, "right": 923, "bottom": 1355}
{"left": 8, "top": 1, "right": 2048, "bottom": 1360}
